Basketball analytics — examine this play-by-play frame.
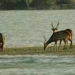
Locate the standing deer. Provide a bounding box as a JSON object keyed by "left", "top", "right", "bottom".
{"left": 0, "top": 33, "right": 5, "bottom": 51}
{"left": 44, "top": 29, "right": 72, "bottom": 50}
{"left": 51, "top": 22, "right": 73, "bottom": 49}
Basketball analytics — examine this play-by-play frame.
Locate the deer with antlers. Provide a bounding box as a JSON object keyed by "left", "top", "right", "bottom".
{"left": 44, "top": 22, "right": 73, "bottom": 50}
{"left": 51, "top": 22, "right": 73, "bottom": 49}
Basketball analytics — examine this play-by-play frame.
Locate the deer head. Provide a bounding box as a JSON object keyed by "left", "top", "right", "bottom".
{"left": 51, "top": 21, "right": 59, "bottom": 33}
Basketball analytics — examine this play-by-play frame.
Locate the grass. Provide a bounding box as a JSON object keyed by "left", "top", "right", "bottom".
{"left": 0, "top": 45, "right": 75, "bottom": 55}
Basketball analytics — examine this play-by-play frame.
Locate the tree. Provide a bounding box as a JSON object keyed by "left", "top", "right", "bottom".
{"left": 56, "top": 0, "right": 75, "bottom": 4}
{"left": 46, "top": 0, "right": 57, "bottom": 5}
{"left": 25, "top": 0, "right": 33, "bottom": 8}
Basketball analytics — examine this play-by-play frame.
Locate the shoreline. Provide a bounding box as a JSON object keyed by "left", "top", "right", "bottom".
{"left": 0, "top": 45, "right": 75, "bottom": 55}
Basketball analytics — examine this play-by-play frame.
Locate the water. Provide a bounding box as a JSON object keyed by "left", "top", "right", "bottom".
{"left": 0, "top": 10, "right": 75, "bottom": 47}
{"left": 0, "top": 10, "right": 75, "bottom": 75}
{"left": 0, "top": 55, "right": 75, "bottom": 75}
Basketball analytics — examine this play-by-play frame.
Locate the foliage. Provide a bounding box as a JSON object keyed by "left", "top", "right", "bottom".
{"left": 0, "top": 0, "right": 75, "bottom": 9}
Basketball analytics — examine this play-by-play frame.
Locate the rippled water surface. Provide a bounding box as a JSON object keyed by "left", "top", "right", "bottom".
{"left": 0, "top": 10, "right": 75, "bottom": 47}
{"left": 0, "top": 55, "right": 75, "bottom": 75}
{"left": 0, "top": 10, "right": 75, "bottom": 75}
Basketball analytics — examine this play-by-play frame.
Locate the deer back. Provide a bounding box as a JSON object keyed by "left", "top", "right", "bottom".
{"left": 49, "top": 30, "right": 69, "bottom": 42}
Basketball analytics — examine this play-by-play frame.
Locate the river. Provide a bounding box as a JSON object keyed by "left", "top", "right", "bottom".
{"left": 0, "top": 55, "right": 75, "bottom": 75}
{"left": 0, "top": 10, "right": 75, "bottom": 47}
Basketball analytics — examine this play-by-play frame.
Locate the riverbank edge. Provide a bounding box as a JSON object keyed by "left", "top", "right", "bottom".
{"left": 0, "top": 45, "right": 75, "bottom": 55}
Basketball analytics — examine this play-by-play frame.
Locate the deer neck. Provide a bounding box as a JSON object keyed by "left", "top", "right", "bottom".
{"left": 46, "top": 39, "right": 52, "bottom": 45}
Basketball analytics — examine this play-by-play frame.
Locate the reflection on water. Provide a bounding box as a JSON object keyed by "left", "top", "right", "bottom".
{"left": 0, "top": 55, "right": 75, "bottom": 75}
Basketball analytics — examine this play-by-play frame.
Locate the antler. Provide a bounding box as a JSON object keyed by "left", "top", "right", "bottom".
{"left": 56, "top": 21, "right": 59, "bottom": 28}
{"left": 51, "top": 21, "right": 54, "bottom": 29}
{"left": 42, "top": 35, "right": 46, "bottom": 43}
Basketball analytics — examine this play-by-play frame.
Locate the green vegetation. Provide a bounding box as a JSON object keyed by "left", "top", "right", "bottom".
{"left": 0, "top": 0, "right": 75, "bottom": 10}
{"left": 0, "top": 45, "right": 75, "bottom": 55}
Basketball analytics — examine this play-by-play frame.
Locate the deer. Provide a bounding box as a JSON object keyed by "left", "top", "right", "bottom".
{"left": 0, "top": 33, "right": 5, "bottom": 51}
{"left": 44, "top": 30, "right": 71, "bottom": 50}
{"left": 51, "top": 22, "right": 73, "bottom": 49}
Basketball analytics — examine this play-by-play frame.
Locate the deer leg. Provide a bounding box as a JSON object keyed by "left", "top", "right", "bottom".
{"left": 64, "top": 40, "right": 68, "bottom": 49}
{"left": 1, "top": 44, "right": 4, "bottom": 52}
{"left": 66, "top": 40, "right": 68, "bottom": 49}
{"left": 58, "top": 40, "right": 62, "bottom": 49}
{"left": 63, "top": 39, "right": 68, "bottom": 49}
{"left": 69, "top": 39, "right": 73, "bottom": 48}
{"left": 63, "top": 40, "right": 66, "bottom": 49}
{"left": 55, "top": 41, "right": 58, "bottom": 50}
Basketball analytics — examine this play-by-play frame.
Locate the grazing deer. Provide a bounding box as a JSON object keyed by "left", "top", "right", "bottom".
{"left": 44, "top": 29, "right": 72, "bottom": 50}
{"left": 51, "top": 22, "right": 73, "bottom": 49}
{"left": 0, "top": 33, "right": 5, "bottom": 51}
